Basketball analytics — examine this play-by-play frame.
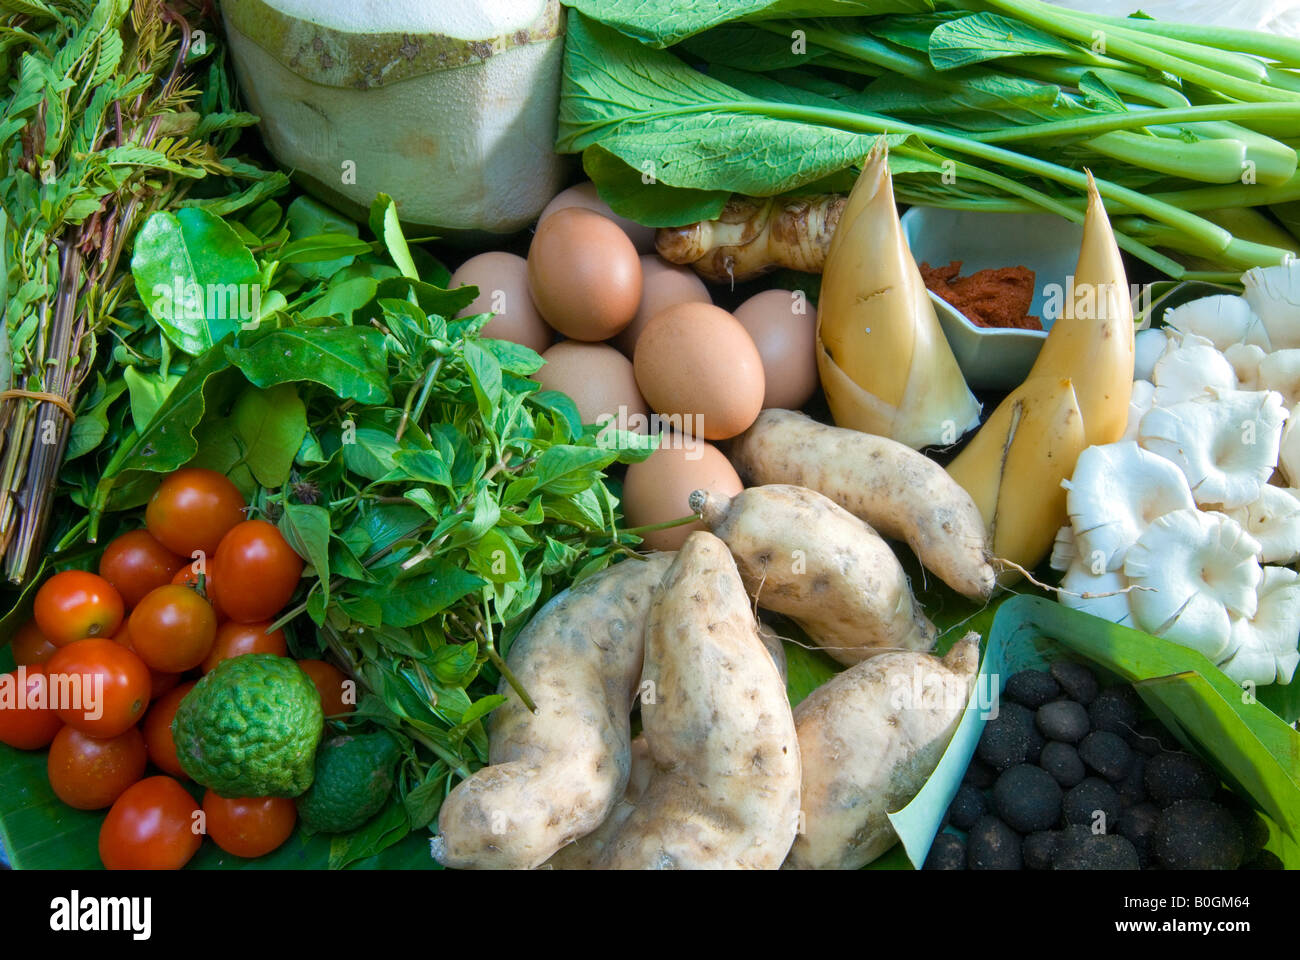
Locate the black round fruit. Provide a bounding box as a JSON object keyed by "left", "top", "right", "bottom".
{"left": 1022, "top": 831, "right": 1060, "bottom": 871}
{"left": 1050, "top": 661, "right": 1099, "bottom": 704}
{"left": 1039, "top": 741, "right": 1086, "bottom": 788}
{"left": 1153, "top": 800, "right": 1245, "bottom": 870}
{"left": 1062, "top": 777, "right": 1122, "bottom": 830}
{"left": 1005, "top": 669, "right": 1060, "bottom": 708}
{"left": 1144, "top": 752, "right": 1217, "bottom": 806}
{"left": 947, "top": 782, "right": 987, "bottom": 832}
{"left": 923, "top": 833, "right": 967, "bottom": 870}
{"left": 1078, "top": 730, "right": 1134, "bottom": 782}
{"left": 994, "top": 764, "right": 1063, "bottom": 833}
{"left": 1089, "top": 686, "right": 1139, "bottom": 736}
{"left": 1037, "top": 700, "right": 1090, "bottom": 743}
{"left": 1053, "top": 834, "right": 1140, "bottom": 870}
{"left": 968, "top": 815, "right": 1022, "bottom": 870}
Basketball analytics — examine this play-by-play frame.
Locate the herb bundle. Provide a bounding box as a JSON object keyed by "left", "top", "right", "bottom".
{"left": 0, "top": 0, "right": 277, "bottom": 583}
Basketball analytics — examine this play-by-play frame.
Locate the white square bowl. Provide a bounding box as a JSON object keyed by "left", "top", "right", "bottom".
{"left": 900, "top": 207, "right": 1084, "bottom": 391}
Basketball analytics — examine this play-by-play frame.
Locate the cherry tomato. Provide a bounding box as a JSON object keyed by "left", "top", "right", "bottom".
{"left": 141, "top": 681, "right": 195, "bottom": 780}
{"left": 99, "top": 776, "right": 202, "bottom": 870}
{"left": 110, "top": 627, "right": 179, "bottom": 701}
{"left": 0, "top": 665, "right": 63, "bottom": 750}
{"left": 202, "top": 621, "right": 288, "bottom": 674}
{"left": 212, "top": 520, "right": 303, "bottom": 623}
{"left": 98, "top": 529, "right": 185, "bottom": 609}
{"left": 33, "top": 570, "right": 124, "bottom": 647}
{"left": 127, "top": 585, "right": 216, "bottom": 674}
{"left": 297, "top": 659, "right": 355, "bottom": 717}
{"left": 47, "top": 725, "right": 147, "bottom": 810}
{"left": 145, "top": 468, "right": 246, "bottom": 559}
{"left": 11, "top": 619, "right": 57, "bottom": 666}
{"left": 202, "top": 792, "right": 297, "bottom": 859}
{"left": 171, "top": 562, "right": 225, "bottom": 620}
{"left": 45, "top": 638, "right": 151, "bottom": 738}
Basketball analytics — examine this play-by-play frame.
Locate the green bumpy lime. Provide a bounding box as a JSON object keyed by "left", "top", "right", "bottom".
{"left": 296, "top": 730, "right": 401, "bottom": 834}
{"left": 172, "top": 654, "right": 324, "bottom": 798}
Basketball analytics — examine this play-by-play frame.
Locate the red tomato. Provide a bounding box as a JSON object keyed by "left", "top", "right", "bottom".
{"left": 145, "top": 468, "right": 246, "bottom": 559}
{"left": 202, "top": 792, "right": 297, "bottom": 859}
{"left": 212, "top": 520, "right": 303, "bottom": 623}
{"left": 141, "top": 681, "right": 196, "bottom": 780}
{"left": 109, "top": 627, "right": 179, "bottom": 701}
{"left": 99, "top": 776, "right": 203, "bottom": 870}
{"left": 33, "top": 570, "right": 124, "bottom": 647}
{"left": 98, "top": 529, "right": 185, "bottom": 609}
{"left": 47, "top": 725, "right": 147, "bottom": 810}
{"left": 171, "top": 562, "right": 225, "bottom": 620}
{"left": 296, "top": 659, "right": 355, "bottom": 717}
{"left": 44, "top": 638, "right": 151, "bottom": 738}
{"left": 11, "top": 619, "right": 57, "bottom": 666}
{"left": 127, "top": 585, "right": 217, "bottom": 673}
{"left": 0, "top": 665, "right": 64, "bottom": 750}
{"left": 202, "top": 621, "right": 288, "bottom": 674}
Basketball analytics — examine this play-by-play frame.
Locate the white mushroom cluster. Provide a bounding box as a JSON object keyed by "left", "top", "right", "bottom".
{"left": 1053, "top": 263, "right": 1300, "bottom": 687}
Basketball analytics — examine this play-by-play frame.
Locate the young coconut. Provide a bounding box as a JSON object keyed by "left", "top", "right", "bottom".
{"left": 691, "top": 485, "right": 935, "bottom": 665}
{"left": 1123, "top": 508, "right": 1262, "bottom": 662}
{"left": 1150, "top": 334, "right": 1237, "bottom": 406}
{"left": 1062, "top": 440, "right": 1196, "bottom": 573}
{"left": 1224, "top": 485, "right": 1300, "bottom": 564}
{"left": 1123, "top": 380, "right": 1155, "bottom": 443}
{"left": 815, "top": 140, "right": 981, "bottom": 449}
{"left": 1243, "top": 262, "right": 1300, "bottom": 350}
{"left": 1221, "top": 567, "right": 1300, "bottom": 686}
{"left": 430, "top": 552, "right": 675, "bottom": 870}
{"left": 725, "top": 408, "right": 995, "bottom": 598}
{"left": 579, "top": 532, "right": 802, "bottom": 870}
{"left": 1137, "top": 388, "right": 1288, "bottom": 509}
{"left": 785, "top": 634, "right": 981, "bottom": 871}
{"left": 1164, "top": 294, "right": 1270, "bottom": 352}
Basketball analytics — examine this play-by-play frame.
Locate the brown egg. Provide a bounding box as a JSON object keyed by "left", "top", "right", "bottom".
{"left": 535, "top": 341, "right": 649, "bottom": 429}
{"left": 527, "top": 208, "right": 642, "bottom": 342}
{"left": 451, "top": 251, "right": 554, "bottom": 354}
{"left": 622, "top": 438, "right": 742, "bottom": 551}
{"left": 734, "top": 288, "right": 819, "bottom": 410}
{"left": 634, "top": 302, "right": 765, "bottom": 441}
{"left": 612, "top": 256, "right": 711, "bottom": 357}
{"left": 539, "top": 182, "right": 656, "bottom": 253}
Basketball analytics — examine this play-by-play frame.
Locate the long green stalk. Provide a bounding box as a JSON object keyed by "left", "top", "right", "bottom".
{"left": 977, "top": 0, "right": 1300, "bottom": 102}
{"left": 968, "top": 102, "right": 1300, "bottom": 144}
{"left": 1078, "top": 13, "right": 1300, "bottom": 66}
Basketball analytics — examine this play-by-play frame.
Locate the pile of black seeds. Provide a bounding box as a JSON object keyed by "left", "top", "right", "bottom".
{"left": 923, "top": 660, "right": 1279, "bottom": 871}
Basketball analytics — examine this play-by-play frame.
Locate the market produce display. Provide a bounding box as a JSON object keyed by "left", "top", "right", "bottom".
{"left": 2, "top": 0, "right": 1298, "bottom": 875}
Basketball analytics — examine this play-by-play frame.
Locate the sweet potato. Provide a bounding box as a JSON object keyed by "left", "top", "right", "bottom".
{"left": 692, "top": 484, "right": 935, "bottom": 665}
{"left": 430, "top": 552, "right": 674, "bottom": 870}
{"left": 726, "top": 409, "right": 995, "bottom": 599}
{"left": 570, "top": 532, "right": 801, "bottom": 869}
{"left": 785, "top": 635, "right": 981, "bottom": 870}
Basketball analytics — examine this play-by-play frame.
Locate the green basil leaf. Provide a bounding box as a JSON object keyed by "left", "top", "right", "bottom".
{"left": 354, "top": 560, "right": 486, "bottom": 627}
{"left": 226, "top": 326, "right": 391, "bottom": 405}
{"left": 230, "top": 383, "right": 307, "bottom": 487}
{"left": 279, "top": 502, "right": 332, "bottom": 603}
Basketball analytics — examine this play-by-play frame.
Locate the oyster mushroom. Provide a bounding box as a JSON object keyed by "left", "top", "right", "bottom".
{"left": 1123, "top": 508, "right": 1262, "bottom": 662}
{"left": 1133, "top": 329, "right": 1168, "bottom": 382}
{"left": 1151, "top": 333, "right": 1237, "bottom": 406}
{"left": 1256, "top": 349, "right": 1300, "bottom": 408}
{"left": 1138, "top": 388, "right": 1288, "bottom": 509}
{"left": 1224, "top": 342, "right": 1267, "bottom": 390}
{"left": 1049, "top": 524, "right": 1076, "bottom": 573}
{"left": 1224, "top": 484, "right": 1300, "bottom": 564}
{"left": 1243, "top": 262, "right": 1300, "bottom": 350}
{"left": 1063, "top": 440, "right": 1196, "bottom": 572}
{"left": 1220, "top": 567, "right": 1300, "bottom": 686}
{"left": 1164, "top": 294, "right": 1270, "bottom": 352}
{"left": 1122, "top": 379, "right": 1154, "bottom": 443}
